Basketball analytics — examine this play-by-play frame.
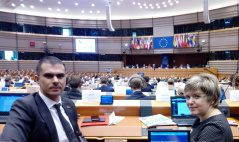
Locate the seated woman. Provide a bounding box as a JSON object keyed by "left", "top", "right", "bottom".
{"left": 184, "top": 73, "right": 233, "bottom": 142}
{"left": 124, "top": 74, "right": 153, "bottom": 100}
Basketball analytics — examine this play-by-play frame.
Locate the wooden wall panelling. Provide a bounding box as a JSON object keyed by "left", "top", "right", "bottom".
{"left": 153, "top": 49, "right": 174, "bottom": 54}
{"left": 47, "top": 35, "right": 73, "bottom": 53}
{"left": 17, "top": 33, "right": 45, "bottom": 52}
{"left": 153, "top": 17, "right": 173, "bottom": 27}
{"left": 199, "top": 31, "right": 210, "bottom": 52}
{"left": 98, "top": 37, "right": 122, "bottom": 54}
{"left": 210, "top": 28, "right": 238, "bottom": 51}
{"left": 72, "top": 20, "right": 97, "bottom": 28}
{"left": 121, "top": 20, "right": 130, "bottom": 29}
{"left": 174, "top": 13, "right": 198, "bottom": 25}
{"left": 63, "top": 61, "right": 74, "bottom": 71}
{"left": 16, "top": 14, "right": 45, "bottom": 26}
{"left": 209, "top": 60, "right": 238, "bottom": 74}
{"left": 0, "top": 11, "right": 15, "bottom": 23}
{"left": 46, "top": 17, "right": 72, "bottom": 27}
{"left": 111, "top": 20, "right": 122, "bottom": 29}
{"left": 131, "top": 49, "right": 154, "bottom": 55}
{"left": 0, "top": 32, "right": 17, "bottom": 51}
{"left": 74, "top": 61, "right": 99, "bottom": 72}
{"left": 209, "top": 5, "right": 238, "bottom": 20}
{"left": 130, "top": 19, "right": 152, "bottom": 28}
{"left": 97, "top": 20, "right": 107, "bottom": 29}
{"left": 18, "top": 60, "right": 38, "bottom": 71}
{"left": 0, "top": 60, "right": 18, "bottom": 70}
{"left": 99, "top": 61, "right": 123, "bottom": 72}
{"left": 121, "top": 37, "right": 131, "bottom": 55}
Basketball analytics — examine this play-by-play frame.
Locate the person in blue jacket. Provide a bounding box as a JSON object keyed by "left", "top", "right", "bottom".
{"left": 94, "top": 77, "right": 114, "bottom": 92}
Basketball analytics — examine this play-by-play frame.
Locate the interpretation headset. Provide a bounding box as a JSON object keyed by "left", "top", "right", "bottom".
{"left": 128, "top": 75, "right": 147, "bottom": 89}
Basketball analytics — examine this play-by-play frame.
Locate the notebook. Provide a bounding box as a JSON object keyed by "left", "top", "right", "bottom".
{"left": 0, "top": 93, "right": 29, "bottom": 123}
{"left": 148, "top": 129, "right": 190, "bottom": 142}
{"left": 170, "top": 96, "right": 198, "bottom": 126}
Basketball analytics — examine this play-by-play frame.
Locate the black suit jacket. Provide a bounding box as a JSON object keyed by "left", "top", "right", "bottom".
{"left": 61, "top": 89, "right": 82, "bottom": 100}
{"left": 0, "top": 92, "right": 86, "bottom": 142}
{"left": 141, "top": 83, "right": 152, "bottom": 92}
{"left": 93, "top": 85, "right": 114, "bottom": 92}
{"left": 124, "top": 91, "right": 153, "bottom": 100}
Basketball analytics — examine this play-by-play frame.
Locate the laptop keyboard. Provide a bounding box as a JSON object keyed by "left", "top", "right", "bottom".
{"left": 173, "top": 118, "right": 196, "bottom": 125}
{"left": 0, "top": 116, "right": 9, "bottom": 121}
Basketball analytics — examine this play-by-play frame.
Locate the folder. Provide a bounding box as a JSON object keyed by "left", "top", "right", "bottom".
{"left": 81, "top": 115, "right": 109, "bottom": 127}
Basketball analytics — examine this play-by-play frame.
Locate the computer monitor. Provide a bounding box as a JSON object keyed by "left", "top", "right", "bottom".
{"left": 148, "top": 129, "right": 190, "bottom": 142}
{"left": 1, "top": 87, "right": 8, "bottom": 91}
{"left": 14, "top": 82, "right": 24, "bottom": 88}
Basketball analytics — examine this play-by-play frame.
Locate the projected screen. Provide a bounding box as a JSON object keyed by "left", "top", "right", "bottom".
{"left": 75, "top": 38, "right": 96, "bottom": 53}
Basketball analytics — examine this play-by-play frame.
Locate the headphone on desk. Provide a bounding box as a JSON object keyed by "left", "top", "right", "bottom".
{"left": 128, "top": 74, "right": 147, "bottom": 89}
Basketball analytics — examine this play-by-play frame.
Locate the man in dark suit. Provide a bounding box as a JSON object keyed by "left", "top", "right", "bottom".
{"left": 94, "top": 77, "right": 114, "bottom": 92}
{"left": 141, "top": 76, "right": 152, "bottom": 92}
{"left": 0, "top": 56, "right": 86, "bottom": 142}
{"left": 124, "top": 74, "right": 153, "bottom": 100}
{"left": 61, "top": 75, "right": 83, "bottom": 100}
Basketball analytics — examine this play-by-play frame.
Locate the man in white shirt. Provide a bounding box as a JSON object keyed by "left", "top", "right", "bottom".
{"left": 0, "top": 56, "right": 86, "bottom": 142}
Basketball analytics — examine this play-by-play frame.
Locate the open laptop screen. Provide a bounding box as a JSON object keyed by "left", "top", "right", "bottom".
{"left": 171, "top": 96, "right": 192, "bottom": 117}
{"left": 0, "top": 93, "right": 29, "bottom": 114}
{"left": 148, "top": 129, "right": 190, "bottom": 142}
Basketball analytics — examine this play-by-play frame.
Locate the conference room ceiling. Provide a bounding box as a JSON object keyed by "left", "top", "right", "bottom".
{"left": 0, "top": 0, "right": 237, "bottom": 20}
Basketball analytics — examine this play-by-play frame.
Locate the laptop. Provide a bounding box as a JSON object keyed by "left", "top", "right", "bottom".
{"left": 0, "top": 93, "right": 29, "bottom": 123}
{"left": 148, "top": 129, "right": 190, "bottom": 142}
{"left": 14, "top": 82, "right": 24, "bottom": 88}
{"left": 170, "top": 96, "right": 198, "bottom": 126}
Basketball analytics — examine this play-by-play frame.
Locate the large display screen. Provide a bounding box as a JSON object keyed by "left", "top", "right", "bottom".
{"left": 75, "top": 38, "right": 96, "bottom": 53}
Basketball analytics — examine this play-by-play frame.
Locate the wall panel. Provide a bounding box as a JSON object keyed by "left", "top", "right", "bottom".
{"left": 0, "top": 11, "right": 15, "bottom": 23}
{"left": 17, "top": 33, "right": 45, "bottom": 52}
{"left": 111, "top": 20, "right": 121, "bottom": 29}
{"left": 18, "top": 60, "right": 38, "bottom": 70}
{"left": 98, "top": 37, "right": 121, "bottom": 54}
{"left": 0, "top": 32, "right": 17, "bottom": 51}
{"left": 210, "top": 28, "right": 238, "bottom": 51}
{"left": 153, "top": 17, "right": 173, "bottom": 27}
{"left": 121, "top": 20, "right": 130, "bottom": 29}
{"left": 174, "top": 13, "right": 198, "bottom": 25}
{"left": 209, "top": 60, "right": 238, "bottom": 74}
{"left": 154, "top": 49, "right": 174, "bottom": 54}
{"left": 121, "top": 38, "right": 131, "bottom": 55}
{"left": 131, "top": 19, "right": 152, "bottom": 28}
{"left": 99, "top": 61, "right": 123, "bottom": 72}
{"left": 17, "top": 14, "right": 45, "bottom": 26}
{"left": 209, "top": 5, "right": 238, "bottom": 20}
{"left": 74, "top": 61, "right": 99, "bottom": 72}
{"left": 72, "top": 20, "right": 97, "bottom": 28}
{"left": 0, "top": 60, "right": 18, "bottom": 70}
{"left": 63, "top": 61, "right": 74, "bottom": 71}
{"left": 47, "top": 35, "right": 73, "bottom": 53}
{"left": 46, "top": 18, "right": 72, "bottom": 27}
{"left": 131, "top": 50, "right": 154, "bottom": 55}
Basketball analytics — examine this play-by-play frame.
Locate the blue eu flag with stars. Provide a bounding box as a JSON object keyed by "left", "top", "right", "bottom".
{"left": 153, "top": 36, "right": 174, "bottom": 49}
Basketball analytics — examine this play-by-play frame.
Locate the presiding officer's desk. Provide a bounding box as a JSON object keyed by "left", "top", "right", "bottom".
{"left": 75, "top": 100, "right": 239, "bottom": 140}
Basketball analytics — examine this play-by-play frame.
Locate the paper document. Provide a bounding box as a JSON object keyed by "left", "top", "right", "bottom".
{"left": 108, "top": 111, "right": 125, "bottom": 125}
{"left": 139, "top": 114, "right": 176, "bottom": 127}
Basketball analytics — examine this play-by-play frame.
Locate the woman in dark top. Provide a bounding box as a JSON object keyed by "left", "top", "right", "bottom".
{"left": 184, "top": 73, "right": 233, "bottom": 142}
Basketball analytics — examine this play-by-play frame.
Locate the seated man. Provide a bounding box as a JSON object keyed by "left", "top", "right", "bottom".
{"left": 5, "top": 77, "right": 12, "bottom": 87}
{"left": 124, "top": 74, "right": 153, "bottom": 100}
{"left": 94, "top": 77, "right": 114, "bottom": 92}
{"left": 61, "top": 75, "right": 83, "bottom": 99}
{"left": 22, "top": 76, "right": 30, "bottom": 84}
{"left": 141, "top": 76, "right": 152, "bottom": 92}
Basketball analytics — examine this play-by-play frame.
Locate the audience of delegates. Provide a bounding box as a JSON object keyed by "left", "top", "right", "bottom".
{"left": 61, "top": 75, "right": 83, "bottom": 99}
{"left": 4, "top": 77, "right": 12, "bottom": 87}
{"left": 22, "top": 76, "right": 30, "bottom": 84}
{"left": 184, "top": 73, "right": 233, "bottom": 142}
{"left": 141, "top": 76, "right": 152, "bottom": 92}
{"left": 147, "top": 64, "right": 152, "bottom": 69}
{"left": 124, "top": 74, "right": 153, "bottom": 100}
{"left": 94, "top": 77, "right": 114, "bottom": 92}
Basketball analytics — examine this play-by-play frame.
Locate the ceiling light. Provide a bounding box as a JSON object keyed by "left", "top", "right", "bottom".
{"left": 168, "top": 0, "right": 171, "bottom": 2}
{"left": 164, "top": 5, "right": 167, "bottom": 7}
{"left": 97, "top": 10, "right": 100, "bottom": 13}
{"left": 48, "top": 7, "right": 52, "bottom": 11}
{"left": 138, "top": 3, "right": 141, "bottom": 5}
{"left": 21, "top": 4, "right": 25, "bottom": 7}
{"left": 139, "top": 6, "right": 142, "bottom": 8}
{"left": 156, "top": 3, "right": 159, "bottom": 6}
{"left": 157, "top": 6, "right": 160, "bottom": 9}
{"left": 132, "top": 2, "right": 136, "bottom": 5}
{"left": 75, "top": 2, "right": 78, "bottom": 6}
{"left": 162, "top": 2, "right": 166, "bottom": 5}
{"left": 91, "top": 3, "right": 95, "bottom": 7}
{"left": 11, "top": 3, "right": 16, "bottom": 7}
{"left": 170, "top": 3, "right": 173, "bottom": 6}
{"left": 39, "top": 0, "right": 44, "bottom": 2}
{"left": 149, "top": 4, "right": 152, "bottom": 6}
{"left": 89, "top": 11, "right": 92, "bottom": 13}
{"left": 58, "top": 1, "right": 61, "bottom": 4}
{"left": 176, "top": 1, "right": 179, "bottom": 4}
{"left": 117, "top": 2, "right": 120, "bottom": 5}
{"left": 65, "top": 9, "right": 68, "bottom": 12}
{"left": 81, "top": 10, "right": 84, "bottom": 13}
{"left": 57, "top": 8, "right": 60, "bottom": 11}
{"left": 143, "top": 3, "right": 146, "bottom": 6}
{"left": 151, "top": 7, "right": 154, "bottom": 9}
{"left": 145, "top": 7, "right": 148, "bottom": 9}
{"left": 30, "top": 5, "right": 34, "bottom": 9}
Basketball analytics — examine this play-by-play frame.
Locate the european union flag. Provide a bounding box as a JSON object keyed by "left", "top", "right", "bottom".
{"left": 153, "top": 36, "right": 174, "bottom": 49}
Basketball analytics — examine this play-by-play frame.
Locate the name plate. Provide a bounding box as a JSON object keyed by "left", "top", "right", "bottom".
{"left": 82, "top": 90, "right": 101, "bottom": 102}
{"left": 229, "top": 90, "right": 239, "bottom": 101}
{"left": 156, "top": 89, "right": 175, "bottom": 102}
